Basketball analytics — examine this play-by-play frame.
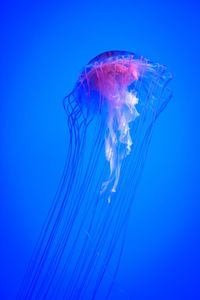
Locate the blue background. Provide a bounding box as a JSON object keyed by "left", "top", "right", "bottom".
{"left": 1, "top": 0, "right": 200, "bottom": 299}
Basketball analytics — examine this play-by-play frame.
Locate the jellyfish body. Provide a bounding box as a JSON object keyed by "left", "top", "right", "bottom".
{"left": 19, "top": 51, "right": 172, "bottom": 299}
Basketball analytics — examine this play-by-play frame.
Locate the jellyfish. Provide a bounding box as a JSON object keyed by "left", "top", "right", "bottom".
{"left": 18, "top": 50, "right": 172, "bottom": 299}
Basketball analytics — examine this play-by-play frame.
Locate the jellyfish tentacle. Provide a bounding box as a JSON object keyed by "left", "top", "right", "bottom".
{"left": 19, "top": 51, "right": 172, "bottom": 300}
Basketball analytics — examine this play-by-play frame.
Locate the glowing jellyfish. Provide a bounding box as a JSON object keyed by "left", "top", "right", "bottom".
{"left": 19, "top": 51, "right": 172, "bottom": 299}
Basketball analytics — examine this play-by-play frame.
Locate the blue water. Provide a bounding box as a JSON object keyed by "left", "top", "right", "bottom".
{"left": 1, "top": 1, "right": 200, "bottom": 299}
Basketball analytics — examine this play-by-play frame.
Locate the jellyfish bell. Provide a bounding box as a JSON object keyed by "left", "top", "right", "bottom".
{"left": 77, "top": 51, "right": 144, "bottom": 110}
